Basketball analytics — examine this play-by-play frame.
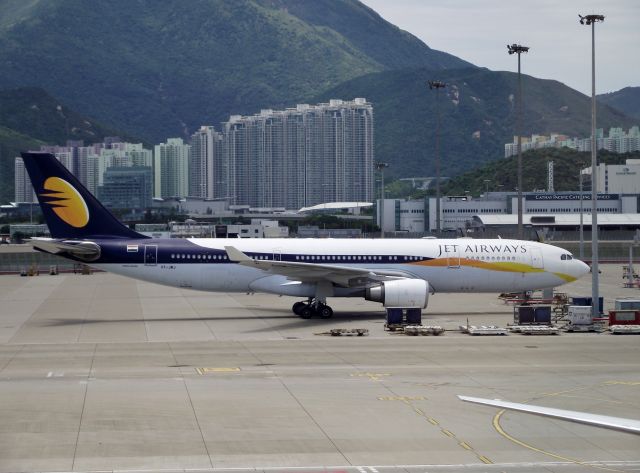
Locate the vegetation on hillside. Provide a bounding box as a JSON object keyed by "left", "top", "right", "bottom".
{"left": 598, "top": 87, "right": 640, "bottom": 120}
{"left": 0, "top": 0, "right": 470, "bottom": 142}
{"left": 0, "top": 126, "right": 43, "bottom": 203}
{"left": 439, "top": 148, "right": 640, "bottom": 197}
{"left": 316, "top": 67, "right": 636, "bottom": 181}
{"left": 0, "top": 87, "right": 137, "bottom": 203}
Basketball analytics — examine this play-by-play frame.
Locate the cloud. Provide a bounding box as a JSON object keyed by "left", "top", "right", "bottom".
{"left": 361, "top": 0, "right": 640, "bottom": 94}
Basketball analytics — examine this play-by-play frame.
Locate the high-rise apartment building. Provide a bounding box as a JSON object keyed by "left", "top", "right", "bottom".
{"left": 97, "top": 166, "right": 153, "bottom": 210}
{"left": 223, "top": 98, "right": 374, "bottom": 209}
{"left": 14, "top": 157, "right": 37, "bottom": 203}
{"left": 154, "top": 138, "right": 191, "bottom": 198}
{"left": 505, "top": 126, "right": 640, "bottom": 157}
{"left": 189, "top": 126, "right": 224, "bottom": 199}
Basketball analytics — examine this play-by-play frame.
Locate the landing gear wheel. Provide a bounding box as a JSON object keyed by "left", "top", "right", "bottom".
{"left": 316, "top": 304, "right": 333, "bottom": 319}
{"left": 299, "top": 305, "right": 313, "bottom": 319}
{"left": 292, "top": 301, "right": 306, "bottom": 315}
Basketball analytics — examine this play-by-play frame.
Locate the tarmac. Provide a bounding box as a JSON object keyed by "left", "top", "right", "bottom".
{"left": 0, "top": 264, "right": 639, "bottom": 473}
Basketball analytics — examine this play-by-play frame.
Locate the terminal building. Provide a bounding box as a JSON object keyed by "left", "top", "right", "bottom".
{"left": 378, "top": 191, "right": 640, "bottom": 235}
{"left": 378, "top": 159, "right": 640, "bottom": 236}
{"left": 583, "top": 158, "right": 640, "bottom": 194}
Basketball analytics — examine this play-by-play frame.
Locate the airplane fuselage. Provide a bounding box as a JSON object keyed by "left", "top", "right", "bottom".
{"left": 84, "top": 237, "right": 585, "bottom": 297}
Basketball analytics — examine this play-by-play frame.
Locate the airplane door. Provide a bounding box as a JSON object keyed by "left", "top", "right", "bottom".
{"left": 530, "top": 247, "right": 544, "bottom": 269}
{"left": 273, "top": 249, "right": 282, "bottom": 261}
{"left": 144, "top": 245, "right": 158, "bottom": 266}
{"left": 447, "top": 247, "right": 460, "bottom": 269}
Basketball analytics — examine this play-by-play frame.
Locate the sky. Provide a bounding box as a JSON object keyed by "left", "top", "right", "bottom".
{"left": 359, "top": 0, "right": 639, "bottom": 95}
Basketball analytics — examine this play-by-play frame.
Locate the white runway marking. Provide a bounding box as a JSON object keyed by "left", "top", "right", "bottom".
{"left": 34, "top": 460, "right": 640, "bottom": 472}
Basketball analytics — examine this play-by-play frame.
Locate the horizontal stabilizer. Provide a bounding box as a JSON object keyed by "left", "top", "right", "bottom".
{"left": 29, "top": 238, "right": 101, "bottom": 261}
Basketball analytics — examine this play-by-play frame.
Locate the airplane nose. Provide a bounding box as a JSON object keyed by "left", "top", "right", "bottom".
{"left": 575, "top": 259, "right": 591, "bottom": 278}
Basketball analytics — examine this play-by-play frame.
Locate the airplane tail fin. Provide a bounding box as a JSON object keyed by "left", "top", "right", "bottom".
{"left": 21, "top": 152, "right": 146, "bottom": 240}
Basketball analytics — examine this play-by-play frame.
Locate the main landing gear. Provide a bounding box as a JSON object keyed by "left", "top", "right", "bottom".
{"left": 292, "top": 298, "right": 333, "bottom": 319}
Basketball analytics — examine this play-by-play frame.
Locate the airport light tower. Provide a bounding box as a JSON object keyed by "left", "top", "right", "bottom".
{"left": 375, "top": 161, "right": 389, "bottom": 239}
{"left": 507, "top": 43, "right": 529, "bottom": 239}
{"left": 578, "top": 162, "right": 585, "bottom": 259}
{"left": 428, "top": 80, "right": 446, "bottom": 234}
{"left": 580, "top": 13, "right": 605, "bottom": 319}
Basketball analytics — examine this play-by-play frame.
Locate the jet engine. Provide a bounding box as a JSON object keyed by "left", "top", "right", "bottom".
{"left": 365, "top": 279, "right": 430, "bottom": 309}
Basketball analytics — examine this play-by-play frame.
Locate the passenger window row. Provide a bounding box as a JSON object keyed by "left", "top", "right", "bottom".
{"left": 167, "top": 253, "right": 427, "bottom": 262}
{"left": 467, "top": 256, "right": 517, "bottom": 261}
{"left": 171, "top": 254, "right": 228, "bottom": 260}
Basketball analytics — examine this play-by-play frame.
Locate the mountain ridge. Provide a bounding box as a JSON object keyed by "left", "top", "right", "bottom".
{"left": 315, "top": 66, "right": 637, "bottom": 179}
{"left": 598, "top": 87, "right": 640, "bottom": 120}
{"left": 0, "top": 86, "right": 137, "bottom": 203}
{"left": 0, "top": 0, "right": 472, "bottom": 142}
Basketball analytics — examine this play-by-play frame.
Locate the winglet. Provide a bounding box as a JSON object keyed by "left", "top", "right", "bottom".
{"left": 224, "top": 246, "right": 252, "bottom": 263}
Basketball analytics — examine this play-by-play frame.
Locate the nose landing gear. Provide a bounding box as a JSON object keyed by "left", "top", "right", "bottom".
{"left": 292, "top": 298, "right": 334, "bottom": 319}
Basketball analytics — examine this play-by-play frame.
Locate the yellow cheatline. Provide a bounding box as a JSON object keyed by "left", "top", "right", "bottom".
{"left": 415, "top": 258, "right": 545, "bottom": 274}
{"left": 553, "top": 272, "right": 578, "bottom": 282}
{"left": 40, "top": 177, "right": 89, "bottom": 228}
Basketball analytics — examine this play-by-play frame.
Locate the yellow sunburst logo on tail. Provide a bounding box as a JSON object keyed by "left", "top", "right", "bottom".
{"left": 39, "top": 177, "right": 89, "bottom": 228}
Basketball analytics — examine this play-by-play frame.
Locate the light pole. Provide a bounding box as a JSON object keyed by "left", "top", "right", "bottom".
{"left": 507, "top": 43, "right": 529, "bottom": 240}
{"left": 375, "top": 161, "right": 389, "bottom": 239}
{"left": 428, "top": 80, "right": 446, "bottom": 234}
{"left": 578, "top": 163, "right": 585, "bottom": 259}
{"left": 484, "top": 179, "right": 491, "bottom": 200}
{"left": 580, "top": 13, "right": 604, "bottom": 318}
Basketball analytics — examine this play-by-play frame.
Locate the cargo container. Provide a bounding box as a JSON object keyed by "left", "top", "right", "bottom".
{"left": 614, "top": 299, "right": 640, "bottom": 311}
{"left": 571, "top": 296, "right": 604, "bottom": 314}
{"left": 567, "top": 306, "right": 593, "bottom": 326}
{"left": 386, "top": 308, "right": 403, "bottom": 325}
{"left": 514, "top": 305, "right": 552, "bottom": 325}
{"left": 609, "top": 310, "right": 640, "bottom": 325}
{"left": 406, "top": 308, "right": 422, "bottom": 325}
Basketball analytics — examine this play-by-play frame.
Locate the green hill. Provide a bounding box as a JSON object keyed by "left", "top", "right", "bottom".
{"left": 0, "top": 126, "right": 43, "bottom": 204}
{"left": 0, "top": 87, "right": 136, "bottom": 203}
{"left": 440, "top": 148, "right": 640, "bottom": 197}
{"left": 598, "top": 87, "right": 640, "bottom": 120}
{"left": 315, "top": 67, "right": 637, "bottom": 179}
{"left": 0, "top": 0, "right": 472, "bottom": 142}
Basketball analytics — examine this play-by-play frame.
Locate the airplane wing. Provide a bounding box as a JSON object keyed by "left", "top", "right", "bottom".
{"left": 28, "top": 238, "right": 101, "bottom": 261}
{"left": 458, "top": 395, "right": 640, "bottom": 435}
{"left": 225, "top": 245, "right": 412, "bottom": 287}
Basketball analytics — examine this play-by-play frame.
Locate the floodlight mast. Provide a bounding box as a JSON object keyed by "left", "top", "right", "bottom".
{"left": 375, "top": 161, "right": 389, "bottom": 239}
{"left": 580, "top": 13, "right": 604, "bottom": 319}
{"left": 428, "top": 80, "right": 446, "bottom": 234}
{"left": 507, "top": 43, "right": 529, "bottom": 239}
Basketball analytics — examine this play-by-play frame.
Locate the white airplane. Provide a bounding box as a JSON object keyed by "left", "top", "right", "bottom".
{"left": 459, "top": 395, "right": 640, "bottom": 435}
{"left": 21, "top": 152, "right": 590, "bottom": 318}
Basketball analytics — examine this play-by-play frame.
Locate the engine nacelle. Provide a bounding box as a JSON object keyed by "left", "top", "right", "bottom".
{"left": 365, "top": 279, "right": 430, "bottom": 309}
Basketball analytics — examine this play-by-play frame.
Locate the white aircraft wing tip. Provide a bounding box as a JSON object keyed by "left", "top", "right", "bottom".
{"left": 458, "top": 394, "right": 640, "bottom": 435}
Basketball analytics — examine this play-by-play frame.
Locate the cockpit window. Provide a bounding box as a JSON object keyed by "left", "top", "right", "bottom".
{"left": 561, "top": 254, "right": 573, "bottom": 261}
